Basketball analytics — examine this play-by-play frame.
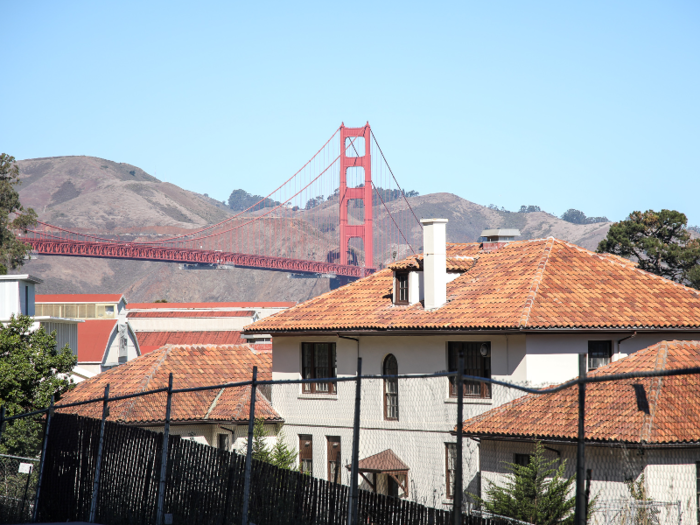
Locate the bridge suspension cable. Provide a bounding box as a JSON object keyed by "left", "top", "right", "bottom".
{"left": 25, "top": 123, "right": 421, "bottom": 275}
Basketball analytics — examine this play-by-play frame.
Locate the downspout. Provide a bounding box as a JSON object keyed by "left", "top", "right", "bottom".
{"left": 338, "top": 334, "right": 360, "bottom": 368}
{"left": 616, "top": 332, "right": 637, "bottom": 360}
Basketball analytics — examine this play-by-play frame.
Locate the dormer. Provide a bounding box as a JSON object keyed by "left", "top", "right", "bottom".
{"left": 391, "top": 219, "right": 451, "bottom": 309}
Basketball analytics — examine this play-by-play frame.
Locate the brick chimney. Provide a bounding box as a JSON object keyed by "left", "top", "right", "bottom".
{"left": 421, "top": 219, "right": 448, "bottom": 310}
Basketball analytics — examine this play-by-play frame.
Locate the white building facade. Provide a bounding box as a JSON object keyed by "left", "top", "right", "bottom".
{"left": 247, "top": 221, "right": 700, "bottom": 510}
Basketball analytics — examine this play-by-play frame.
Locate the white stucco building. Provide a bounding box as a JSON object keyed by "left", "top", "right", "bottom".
{"left": 245, "top": 220, "right": 700, "bottom": 509}
{"left": 1, "top": 275, "right": 85, "bottom": 379}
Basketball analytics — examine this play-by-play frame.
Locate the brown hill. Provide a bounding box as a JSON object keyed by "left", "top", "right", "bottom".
{"left": 16, "top": 156, "right": 611, "bottom": 302}
{"left": 18, "top": 156, "right": 231, "bottom": 232}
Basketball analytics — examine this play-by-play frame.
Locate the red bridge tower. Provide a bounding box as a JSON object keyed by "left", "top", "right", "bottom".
{"left": 339, "top": 123, "right": 373, "bottom": 267}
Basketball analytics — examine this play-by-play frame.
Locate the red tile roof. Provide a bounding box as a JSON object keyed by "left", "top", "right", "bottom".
{"left": 128, "top": 310, "right": 255, "bottom": 318}
{"left": 127, "top": 302, "right": 294, "bottom": 310}
{"left": 460, "top": 340, "right": 700, "bottom": 445}
{"left": 36, "top": 294, "right": 124, "bottom": 303}
{"left": 77, "top": 320, "right": 117, "bottom": 362}
{"left": 247, "top": 239, "right": 700, "bottom": 333}
{"left": 57, "top": 344, "right": 280, "bottom": 424}
{"left": 134, "top": 331, "right": 246, "bottom": 354}
{"left": 355, "top": 449, "right": 410, "bottom": 473}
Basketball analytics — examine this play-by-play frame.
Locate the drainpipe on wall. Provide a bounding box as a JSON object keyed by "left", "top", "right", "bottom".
{"left": 420, "top": 218, "right": 448, "bottom": 310}
{"left": 616, "top": 332, "right": 637, "bottom": 361}
{"left": 338, "top": 334, "right": 360, "bottom": 367}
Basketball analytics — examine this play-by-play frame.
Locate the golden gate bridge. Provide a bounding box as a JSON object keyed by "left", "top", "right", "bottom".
{"left": 23, "top": 124, "right": 421, "bottom": 280}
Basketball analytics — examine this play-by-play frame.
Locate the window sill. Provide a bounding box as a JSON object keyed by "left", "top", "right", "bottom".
{"left": 297, "top": 394, "right": 338, "bottom": 400}
{"left": 445, "top": 397, "right": 493, "bottom": 405}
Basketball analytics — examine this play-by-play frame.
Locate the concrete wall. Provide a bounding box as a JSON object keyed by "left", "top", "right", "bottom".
{"left": 140, "top": 421, "right": 279, "bottom": 453}
{"left": 271, "top": 334, "right": 530, "bottom": 508}
{"left": 524, "top": 333, "right": 700, "bottom": 385}
{"left": 102, "top": 323, "right": 141, "bottom": 369}
{"left": 0, "top": 280, "right": 35, "bottom": 318}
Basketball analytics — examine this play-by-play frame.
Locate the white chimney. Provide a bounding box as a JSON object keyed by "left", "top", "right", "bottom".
{"left": 420, "top": 218, "right": 448, "bottom": 310}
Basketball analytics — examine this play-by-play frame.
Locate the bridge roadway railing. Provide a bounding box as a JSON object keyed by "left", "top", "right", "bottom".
{"left": 25, "top": 238, "right": 375, "bottom": 278}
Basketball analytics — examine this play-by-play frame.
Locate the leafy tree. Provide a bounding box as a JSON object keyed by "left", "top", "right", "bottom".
{"left": 242, "top": 418, "right": 297, "bottom": 470}
{"left": 519, "top": 205, "right": 542, "bottom": 213}
{"left": 227, "top": 189, "right": 279, "bottom": 212}
{"left": 561, "top": 209, "right": 609, "bottom": 225}
{"left": 474, "top": 442, "right": 576, "bottom": 525}
{"left": 0, "top": 315, "right": 76, "bottom": 456}
{"left": 597, "top": 209, "right": 700, "bottom": 289}
{"left": 0, "top": 154, "right": 38, "bottom": 274}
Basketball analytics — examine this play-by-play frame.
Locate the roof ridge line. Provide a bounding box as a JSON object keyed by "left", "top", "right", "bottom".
{"left": 560, "top": 241, "right": 700, "bottom": 297}
{"left": 118, "top": 346, "right": 173, "bottom": 421}
{"left": 640, "top": 341, "right": 669, "bottom": 443}
{"left": 204, "top": 387, "right": 226, "bottom": 420}
{"left": 518, "top": 237, "right": 556, "bottom": 328}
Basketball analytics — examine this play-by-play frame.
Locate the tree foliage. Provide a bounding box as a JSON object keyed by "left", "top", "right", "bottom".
{"left": 0, "top": 154, "right": 38, "bottom": 274}
{"left": 0, "top": 315, "right": 76, "bottom": 456}
{"left": 561, "top": 209, "right": 609, "bottom": 225}
{"left": 519, "top": 205, "right": 542, "bottom": 213}
{"left": 597, "top": 209, "right": 700, "bottom": 289}
{"left": 227, "top": 189, "right": 279, "bottom": 212}
{"left": 624, "top": 474, "right": 660, "bottom": 525}
{"left": 243, "top": 418, "right": 297, "bottom": 470}
{"left": 474, "top": 442, "right": 576, "bottom": 525}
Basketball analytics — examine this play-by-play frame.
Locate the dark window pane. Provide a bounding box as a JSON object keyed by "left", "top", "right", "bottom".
{"left": 448, "top": 342, "right": 491, "bottom": 398}
{"left": 384, "top": 354, "right": 399, "bottom": 420}
{"left": 588, "top": 341, "right": 612, "bottom": 370}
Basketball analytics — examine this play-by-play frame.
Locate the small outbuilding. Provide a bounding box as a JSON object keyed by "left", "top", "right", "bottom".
{"left": 460, "top": 340, "right": 700, "bottom": 524}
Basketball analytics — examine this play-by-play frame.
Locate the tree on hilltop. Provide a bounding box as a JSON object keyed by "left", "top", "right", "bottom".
{"left": 0, "top": 154, "right": 38, "bottom": 274}
{"left": 597, "top": 209, "right": 700, "bottom": 289}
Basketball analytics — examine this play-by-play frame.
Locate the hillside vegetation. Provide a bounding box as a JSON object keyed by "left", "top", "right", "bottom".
{"left": 16, "top": 156, "right": 611, "bottom": 302}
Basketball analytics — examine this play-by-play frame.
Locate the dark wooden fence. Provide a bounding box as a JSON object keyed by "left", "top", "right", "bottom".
{"left": 34, "top": 413, "right": 507, "bottom": 525}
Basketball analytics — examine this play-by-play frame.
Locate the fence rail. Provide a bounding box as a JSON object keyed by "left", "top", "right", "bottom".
{"left": 1, "top": 361, "right": 698, "bottom": 525}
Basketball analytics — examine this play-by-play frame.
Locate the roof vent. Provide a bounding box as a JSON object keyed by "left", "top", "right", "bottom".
{"left": 479, "top": 228, "right": 520, "bottom": 252}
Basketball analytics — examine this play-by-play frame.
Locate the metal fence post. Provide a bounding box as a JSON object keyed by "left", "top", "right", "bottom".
{"left": 32, "top": 396, "right": 54, "bottom": 523}
{"left": 242, "top": 366, "right": 258, "bottom": 525}
{"left": 156, "top": 373, "right": 173, "bottom": 525}
{"left": 454, "top": 351, "right": 464, "bottom": 525}
{"left": 0, "top": 405, "right": 5, "bottom": 445}
{"left": 89, "top": 384, "right": 110, "bottom": 523}
{"left": 347, "top": 357, "right": 362, "bottom": 525}
{"left": 575, "top": 354, "right": 587, "bottom": 525}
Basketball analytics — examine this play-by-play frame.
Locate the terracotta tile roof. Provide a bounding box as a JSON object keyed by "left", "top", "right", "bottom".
{"left": 128, "top": 310, "right": 255, "bottom": 318}
{"left": 247, "top": 238, "right": 700, "bottom": 333}
{"left": 36, "top": 294, "right": 124, "bottom": 303}
{"left": 77, "top": 319, "right": 117, "bottom": 362}
{"left": 354, "top": 449, "right": 410, "bottom": 473}
{"left": 460, "top": 340, "right": 700, "bottom": 445}
{"left": 126, "top": 302, "right": 294, "bottom": 310}
{"left": 134, "top": 331, "right": 246, "bottom": 354}
{"left": 57, "top": 344, "right": 280, "bottom": 424}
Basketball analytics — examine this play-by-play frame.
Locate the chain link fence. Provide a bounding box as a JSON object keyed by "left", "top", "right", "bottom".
{"left": 1, "top": 359, "right": 699, "bottom": 525}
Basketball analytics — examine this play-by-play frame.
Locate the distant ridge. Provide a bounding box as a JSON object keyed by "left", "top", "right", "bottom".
{"left": 16, "top": 155, "right": 611, "bottom": 303}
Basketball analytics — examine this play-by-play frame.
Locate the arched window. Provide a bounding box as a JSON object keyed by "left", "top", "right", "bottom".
{"left": 383, "top": 354, "right": 399, "bottom": 420}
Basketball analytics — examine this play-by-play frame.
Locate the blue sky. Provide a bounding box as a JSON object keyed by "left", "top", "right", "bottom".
{"left": 2, "top": 0, "right": 699, "bottom": 225}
